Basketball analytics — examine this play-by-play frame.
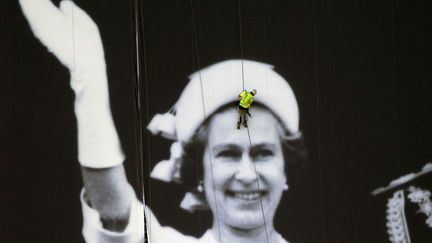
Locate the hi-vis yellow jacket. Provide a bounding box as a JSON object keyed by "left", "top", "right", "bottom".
{"left": 239, "top": 90, "right": 254, "bottom": 108}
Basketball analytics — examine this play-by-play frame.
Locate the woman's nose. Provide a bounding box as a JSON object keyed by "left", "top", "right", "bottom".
{"left": 234, "top": 156, "right": 258, "bottom": 184}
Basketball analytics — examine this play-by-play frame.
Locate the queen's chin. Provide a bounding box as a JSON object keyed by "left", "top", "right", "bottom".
{"left": 225, "top": 210, "right": 268, "bottom": 230}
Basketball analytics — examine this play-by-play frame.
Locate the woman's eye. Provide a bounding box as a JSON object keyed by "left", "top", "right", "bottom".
{"left": 252, "top": 149, "right": 274, "bottom": 160}
{"left": 216, "top": 150, "right": 241, "bottom": 159}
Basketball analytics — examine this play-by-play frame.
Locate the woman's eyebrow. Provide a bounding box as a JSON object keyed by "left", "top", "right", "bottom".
{"left": 250, "top": 143, "right": 277, "bottom": 152}
{"left": 212, "top": 144, "right": 241, "bottom": 152}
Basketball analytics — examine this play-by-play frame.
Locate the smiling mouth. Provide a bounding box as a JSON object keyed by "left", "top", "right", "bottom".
{"left": 226, "top": 191, "right": 268, "bottom": 201}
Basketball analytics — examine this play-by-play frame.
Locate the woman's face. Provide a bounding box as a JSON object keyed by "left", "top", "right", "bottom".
{"left": 203, "top": 107, "right": 287, "bottom": 230}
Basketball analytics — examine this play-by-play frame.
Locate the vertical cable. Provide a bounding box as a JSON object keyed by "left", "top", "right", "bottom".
{"left": 245, "top": 128, "right": 270, "bottom": 243}
{"left": 237, "top": 0, "right": 245, "bottom": 90}
{"left": 139, "top": 0, "right": 153, "bottom": 240}
{"left": 131, "top": 0, "right": 150, "bottom": 240}
{"left": 190, "top": 1, "right": 222, "bottom": 241}
{"left": 237, "top": 1, "right": 270, "bottom": 242}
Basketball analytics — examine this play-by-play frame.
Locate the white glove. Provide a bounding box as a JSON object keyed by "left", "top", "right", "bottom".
{"left": 19, "top": 0, "right": 124, "bottom": 168}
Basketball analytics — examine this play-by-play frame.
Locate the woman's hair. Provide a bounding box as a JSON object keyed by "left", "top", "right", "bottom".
{"left": 180, "top": 103, "right": 308, "bottom": 191}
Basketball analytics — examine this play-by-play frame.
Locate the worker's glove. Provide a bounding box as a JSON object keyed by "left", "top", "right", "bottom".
{"left": 19, "top": 0, "right": 124, "bottom": 168}
{"left": 247, "top": 111, "right": 252, "bottom": 117}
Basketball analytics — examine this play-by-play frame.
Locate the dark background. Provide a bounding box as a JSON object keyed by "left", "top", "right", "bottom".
{"left": 2, "top": 0, "right": 432, "bottom": 242}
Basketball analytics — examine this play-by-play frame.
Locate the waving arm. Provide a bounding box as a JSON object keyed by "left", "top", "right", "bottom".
{"left": 19, "top": 0, "right": 131, "bottom": 232}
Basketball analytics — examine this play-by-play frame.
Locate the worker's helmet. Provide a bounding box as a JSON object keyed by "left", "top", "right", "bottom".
{"left": 252, "top": 89, "right": 257, "bottom": 95}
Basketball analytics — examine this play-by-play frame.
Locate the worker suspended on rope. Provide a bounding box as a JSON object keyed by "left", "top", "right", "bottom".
{"left": 237, "top": 89, "right": 257, "bottom": 129}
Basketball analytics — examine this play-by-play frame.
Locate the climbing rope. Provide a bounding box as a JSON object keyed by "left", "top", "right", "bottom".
{"left": 131, "top": 0, "right": 151, "bottom": 240}
{"left": 237, "top": 1, "right": 271, "bottom": 242}
{"left": 190, "top": 1, "right": 223, "bottom": 242}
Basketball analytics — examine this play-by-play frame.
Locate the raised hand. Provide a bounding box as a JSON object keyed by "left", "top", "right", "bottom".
{"left": 19, "top": 0, "right": 124, "bottom": 169}
{"left": 20, "top": 1, "right": 134, "bottom": 235}
{"left": 19, "top": 0, "right": 104, "bottom": 73}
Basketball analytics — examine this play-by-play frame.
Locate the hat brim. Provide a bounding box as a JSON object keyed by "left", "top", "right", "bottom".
{"left": 371, "top": 163, "right": 432, "bottom": 196}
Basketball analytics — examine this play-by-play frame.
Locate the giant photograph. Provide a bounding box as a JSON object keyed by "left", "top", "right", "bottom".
{"left": 2, "top": 0, "right": 432, "bottom": 243}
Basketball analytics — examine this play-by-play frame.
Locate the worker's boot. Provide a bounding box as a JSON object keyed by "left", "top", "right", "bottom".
{"left": 243, "top": 120, "right": 248, "bottom": 128}
{"left": 237, "top": 116, "right": 242, "bottom": 129}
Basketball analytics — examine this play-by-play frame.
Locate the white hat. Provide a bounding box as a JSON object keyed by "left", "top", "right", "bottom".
{"left": 148, "top": 59, "right": 299, "bottom": 142}
{"left": 147, "top": 59, "right": 301, "bottom": 211}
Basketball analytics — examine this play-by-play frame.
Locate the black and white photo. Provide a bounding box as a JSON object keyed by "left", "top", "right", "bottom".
{"left": 2, "top": 0, "right": 432, "bottom": 242}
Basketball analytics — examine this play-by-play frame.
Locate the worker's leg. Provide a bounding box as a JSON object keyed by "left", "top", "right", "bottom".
{"left": 237, "top": 108, "right": 243, "bottom": 129}
{"left": 243, "top": 109, "right": 248, "bottom": 128}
